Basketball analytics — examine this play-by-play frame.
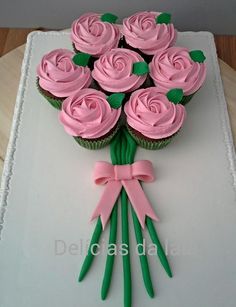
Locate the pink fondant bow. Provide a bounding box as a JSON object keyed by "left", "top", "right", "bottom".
{"left": 91, "top": 160, "right": 159, "bottom": 230}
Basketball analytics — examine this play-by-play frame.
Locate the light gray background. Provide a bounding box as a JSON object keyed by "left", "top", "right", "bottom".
{"left": 0, "top": 31, "right": 236, "bottom": 307}
{"left": 0, "top": 0, "right": 236, "bottom": 34}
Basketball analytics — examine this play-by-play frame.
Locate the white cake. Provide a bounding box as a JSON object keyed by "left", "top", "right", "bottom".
{"left": 0, "top": 31, "right": 236, "bottom": 307}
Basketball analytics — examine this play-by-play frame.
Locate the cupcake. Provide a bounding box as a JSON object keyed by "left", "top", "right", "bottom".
{"left": 59, "top": 89, "right": 122, "bottom": 149}
{"left": 122, "top": 11, "right": 177, "bottom": 62}
{"left": 92, "top": 48, "right": 149, "bottom": 96}
{"left": 149, "top": 47, "right": 206, "bottom": 105}
{"left": 124, "top": 87, "right": 186, "bottom": 150}
{"left": 37, "top": 49, "right": 92, "bottom": 110}
{"left": 71, "top": 12, "right": 121, "bottom": 68}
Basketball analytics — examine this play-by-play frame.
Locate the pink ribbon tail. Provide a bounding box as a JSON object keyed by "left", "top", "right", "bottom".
{"left": 90, "top": 181, "right": 122, "bottom": 230}
{"left": 123, "top": 179, "right": 159, "bottom": 228}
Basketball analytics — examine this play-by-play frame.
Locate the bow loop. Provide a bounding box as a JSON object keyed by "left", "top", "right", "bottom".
{"left": 93, "top": 161, "right": 114, "bottom": 185}
{"left": 132, "top": 160, "right": 155, "bottom": 182}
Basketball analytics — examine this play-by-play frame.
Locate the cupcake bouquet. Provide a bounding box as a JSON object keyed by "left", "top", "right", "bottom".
{"left": 37, "top": 11, "right": 206, "bottom": 307}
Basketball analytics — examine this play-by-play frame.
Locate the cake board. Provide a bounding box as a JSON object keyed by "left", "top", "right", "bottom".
{"left": 0, "top": 31, "right": 236, "bottom": 307}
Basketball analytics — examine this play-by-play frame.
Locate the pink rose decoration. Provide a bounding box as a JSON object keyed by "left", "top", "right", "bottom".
{"left": 37, "top": 49, "right": 92, "bottom": 97}
{"left": 122, "top": 11, "right": 177, "bottom": 55}
{"left": 71, "top": 13, "right": 121, "bottom": 57}
{"left": 149, "top": 47, "right": 207, "bottom": 96}
{"left": 59, "top": 89, "right": 121, "bottom": 139}
{"left": 124, "top": 87, "right": 186, "bottom": 139}
{"left": 92, "top": 48, "right": 147, "bottom": 93}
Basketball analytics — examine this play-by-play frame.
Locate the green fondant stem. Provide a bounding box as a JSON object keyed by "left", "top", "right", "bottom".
{"left": 101, "top": 205, "right": 118, "bottom": 300}
{"left": 79, "top": 126, "right": 172, "bottom": 307}
{"left": 78, "top": 217, "right": 103, "bottom": 281}
{"left": 79, "top": 133, "right": 122, "bottom": 285}
{"left": 120, "top": 130, "right": 132, "bottom": 307}
{"left": 131, "top": 208, "right": 154, "bottom": 298}
{"left": 146, "top": 217, "right": 173, "bottom": 278}
{"left": 101, "top": 131, "right": 122, "bottom": 299}
{"left": 121, "top": 188, "right": 132, "bottom": 307}
{"left": 123, "top": 127, "right": 137, "bottom": 163}
{"left": 124, "top": 127, "right": 154, "bottom": 297}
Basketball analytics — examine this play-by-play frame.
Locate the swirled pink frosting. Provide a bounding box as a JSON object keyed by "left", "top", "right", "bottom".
{"left": 37, "top": 49, "right": 92, "bottom": 97}
{"left": 124, "top": 87, "right": 186, "bottom": 139}
{"left": 149, "top": 47, "right": 207, "bottom": 96}
{"left": 71, "top": 13, "right": 121, "bottom": 57}
{"left": 59, "top": 89, "right": 121, "bottom": 139}
{"left": 122, "top": 11, "right": 177, "bottom": 55}
{"left": 92, "top": 48, "right": 147, "bottom": 93}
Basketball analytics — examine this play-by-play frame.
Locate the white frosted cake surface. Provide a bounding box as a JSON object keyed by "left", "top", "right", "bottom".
{"left": 0, "top": 31, "right": 236, "bottom": 307}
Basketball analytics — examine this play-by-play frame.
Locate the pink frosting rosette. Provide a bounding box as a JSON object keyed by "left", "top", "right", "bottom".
{"left": 149, "top": 47, "right": 207, "bottom": 96}
{"left": 124, "top": 87, "right": 186, "bottom": 139}
{"left": 71, "top": 12, "right": 121, "bottom": 57}
{"left": 122, "top": 11, "right": 177, "bottom": 55}
{"left": 37, "top": 49, "right": 92, "bottom": 97}
{"left": 92, "top": 48, "right": 147, "bottom": 93}
{"left": 59, "top": 89, "right": 121, "bottom": 139}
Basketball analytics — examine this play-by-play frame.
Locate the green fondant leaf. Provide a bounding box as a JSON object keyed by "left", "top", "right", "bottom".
{"left": 72, "top": 52, "right": 91, "bottom": 67}
{"left": 107, "top": 93, "right": 125, "bottom": 109}
{"left": 156, "top": 12, "right": 171, "bottom": 24}
{"left": 189, "top": 50, "right": 206, "bottom": 63}
{"left": 101, "top": 13, "right": 118, "bottom": 24}
{"left": 166, "top": 88, "right": 184, "bottom": 104}
{"left": 132, "top": 62, "right": 149, "bottom": 76}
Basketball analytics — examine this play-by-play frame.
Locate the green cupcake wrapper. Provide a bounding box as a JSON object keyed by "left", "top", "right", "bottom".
{"left": 36, "top": 79, "right": 63, "bottom": 110}
{"left": 74, "top": 124, "right": 120, "bottom": 150}
{"left": 127, "top": 125, "right": 175, "bottom": 150}
{"left": 180, "top": 93, "right": 195, "bottom": 106}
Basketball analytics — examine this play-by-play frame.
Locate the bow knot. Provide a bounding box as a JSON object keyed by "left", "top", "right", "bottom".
{"left": 114, "top": 164, "right": 132, "bottom": 180}
{"left": 91, "top": 160, "right": 159, "bottom": 229}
